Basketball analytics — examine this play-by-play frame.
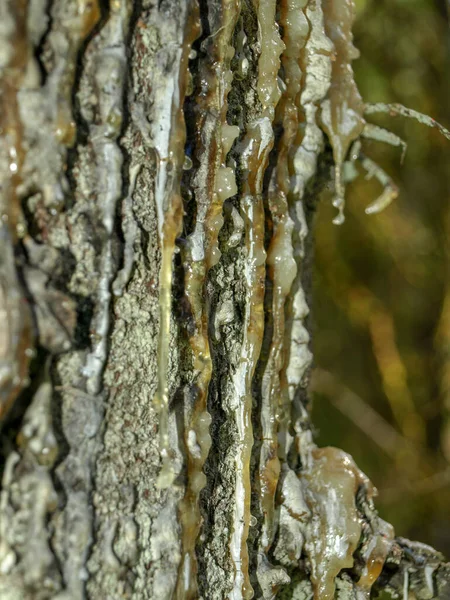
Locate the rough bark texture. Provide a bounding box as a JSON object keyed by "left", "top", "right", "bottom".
{"left": 0, "top": 1, "right": 448, "bottom": 599}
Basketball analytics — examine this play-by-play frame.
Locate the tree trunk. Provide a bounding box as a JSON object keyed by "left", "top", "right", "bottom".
{"left": 0, "top": 1, "right": 448, "bottom": 599}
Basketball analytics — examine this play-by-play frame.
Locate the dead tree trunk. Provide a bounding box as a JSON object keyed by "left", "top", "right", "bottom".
{"left": 0, "top": 1, "right": 449, "bottom": 599}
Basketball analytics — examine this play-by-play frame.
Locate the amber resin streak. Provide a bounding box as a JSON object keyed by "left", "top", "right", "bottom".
{"left": 153, "top": 1, "right": 202, "bottom": 491}
{"left": 177, "top": 0, "right": 240, "bottom": 597}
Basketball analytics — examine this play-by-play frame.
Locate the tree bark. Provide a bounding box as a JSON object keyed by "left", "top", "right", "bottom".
{"left": 0, "top": 1, "right": 448, "bottom": 599}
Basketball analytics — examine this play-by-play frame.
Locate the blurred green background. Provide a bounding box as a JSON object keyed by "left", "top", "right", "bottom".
{"left": 311, "top": 0, "right": 450, "bottom": 555}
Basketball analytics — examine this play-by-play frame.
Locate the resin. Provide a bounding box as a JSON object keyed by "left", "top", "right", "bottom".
{"left": 257, "top": 0, "right": 308, "bottom": 591}
{"left": 229, "top": 1, "right": 284, "bottom": 596}
{"left": 83, "top": 0, "right": 132, "bottom": 396}
{"left": 301, "top": 446, "right": 375, "bottom": 600}
{"left": 177, "top": 1, "right": 240, "bottom": 597}
{"left": 153, "top": 2, "right": 201, "bottom": 491}
{"left": 321, "top": 0, "right": 365, "bottom": 224}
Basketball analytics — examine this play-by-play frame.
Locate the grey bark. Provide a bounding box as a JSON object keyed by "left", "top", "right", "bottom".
{"left": 0, "top": 1, "right": 448, "bottom": 600}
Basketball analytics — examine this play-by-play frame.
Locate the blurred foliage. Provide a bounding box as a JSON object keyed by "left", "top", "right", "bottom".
{"left": 311, "top": 0, "right": 450, "bottom": 555}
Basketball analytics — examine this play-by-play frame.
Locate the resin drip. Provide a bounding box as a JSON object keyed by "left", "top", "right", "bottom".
{"left": 189, "top": 0, "right": 240, "bottom": 273}
{"left": 49, "top": 0, "right": 101, "bottom": 147}
{"left": 0, "top": 0, "right": 33, "bottom": 422}
{"left": 83, "top": 0, "right": 132, "bottom": 396}
{"left": 153, "top": 2, "right": 201, "bottom": 488}
{"left": 279, "top": 0, "right": 332, "bottom": 445}
{"left": 257, "top": 2, "right": 309, "bottom": 584}
{"left": 300, "top": 446, "right": 375, "bottom": 600}
{"left": 356, "top": 519, "right": 395, "bottom": 598}
{"left": 320, "top": 0, "right": 365, "bottom": 224}
{"left": 268, "top": 5, "right": 333, "bottom": 589}
{"left": 229, "top": 1, "right": 284, "bottom": 597}
{"left": 177, "top": 1, "right": 240, "bottom": 597}
{"left": 229, "top": 189, "right": 266, "bottom": 600}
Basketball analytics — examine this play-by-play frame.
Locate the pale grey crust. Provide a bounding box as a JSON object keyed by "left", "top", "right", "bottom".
{"left": 0, "top": 1, "right": 448, "bottom": 600}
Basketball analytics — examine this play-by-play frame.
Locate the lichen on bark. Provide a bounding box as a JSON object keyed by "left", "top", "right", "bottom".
{"left": 0, "top": 1, "right": 449, "bottom": 600}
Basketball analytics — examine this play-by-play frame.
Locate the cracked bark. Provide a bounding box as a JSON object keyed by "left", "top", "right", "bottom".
{"left": 0, "top": 1, "right": 448, "bottom": 599}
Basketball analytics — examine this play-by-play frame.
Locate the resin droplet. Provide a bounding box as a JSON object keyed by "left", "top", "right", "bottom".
{"left": 301, "top": 447, "right": 375, "bottom": 600}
